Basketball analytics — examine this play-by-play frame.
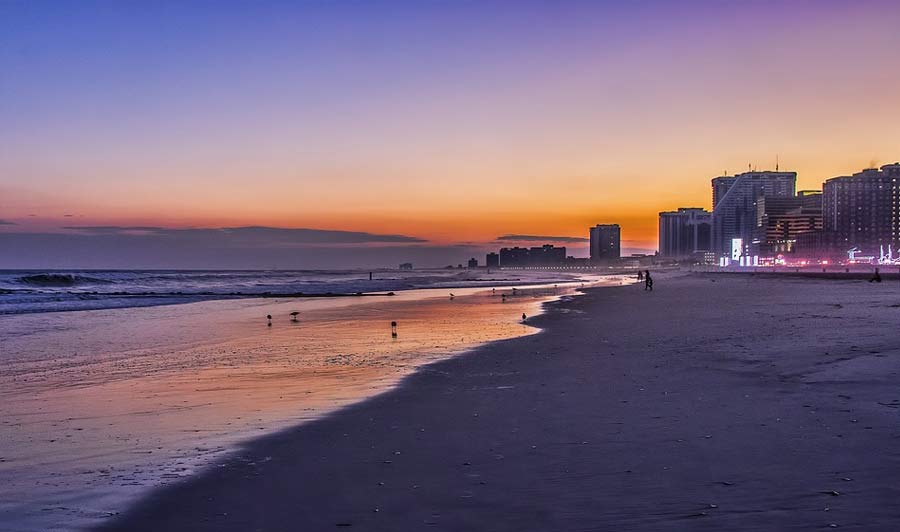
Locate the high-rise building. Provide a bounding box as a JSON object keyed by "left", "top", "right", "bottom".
{"left": 658, "top": 208, "right": 711, "bottom": 258}
{"left": 467, "top": 258, "right": 478, "bottom": 268}
{"left": 823, "top": 163, "right": 900, "bottom": 255}
{"left": 589, "top": 224, "right": 620, "bottom": 262}
{"left": 711, "top": 170, "right": 797, "bottom": 256}
{"left": 711, "top": 175, "right": 738, "bottom": 209}
{"left": 754, "top": 191, "right": 822, "bottom": 254}
{"left": 485, "top": 252, "right": 500, "bottom": 269}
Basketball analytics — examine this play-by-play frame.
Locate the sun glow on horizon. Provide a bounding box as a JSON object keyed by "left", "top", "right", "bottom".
{"left": 2, "top": 1, "right": 900, "bottom": 264}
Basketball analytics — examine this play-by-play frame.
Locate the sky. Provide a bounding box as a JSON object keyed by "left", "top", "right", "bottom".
{"left": 2, "top": 0, "right": 900, "bottom": 268}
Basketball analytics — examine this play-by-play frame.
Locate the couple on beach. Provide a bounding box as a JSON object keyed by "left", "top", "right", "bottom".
{"left": 637, "top": 270, "right": 653, "bottom": 291}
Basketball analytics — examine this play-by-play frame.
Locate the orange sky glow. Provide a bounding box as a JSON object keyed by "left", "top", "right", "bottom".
{"left": 2, "top": 1, "right": 900, "bottom": 262}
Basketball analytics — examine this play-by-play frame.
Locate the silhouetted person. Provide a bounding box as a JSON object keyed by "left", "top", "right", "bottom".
{"left": 637, "top": 270, "right": 644, "bottom": 281}
{"left": 869, "top": 267, "right": 882, "bottom": 283}
{"left": 644, "top": 270, "right": 653, "bottom": 291}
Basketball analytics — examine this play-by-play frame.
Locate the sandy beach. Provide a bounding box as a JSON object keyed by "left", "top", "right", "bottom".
{"left": 94, "top": 272, "right": 900, "bottom": 531}
{"left": 3, "top": 278, "right": 622, "bottom": 531}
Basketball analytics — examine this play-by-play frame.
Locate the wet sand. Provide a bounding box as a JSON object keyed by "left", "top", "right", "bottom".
{"left": 3, "top": 282, "right": 614, "bottom": 531}
{"left": 96, "top": 272, "right": 900, "bottom": 531}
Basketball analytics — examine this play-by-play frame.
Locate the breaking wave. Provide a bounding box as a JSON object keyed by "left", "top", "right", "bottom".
{"left": 17, "top": 273, "right": 113, "bottom": 287}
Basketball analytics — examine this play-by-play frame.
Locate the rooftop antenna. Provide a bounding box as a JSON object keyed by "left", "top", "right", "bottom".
{"left": 776, "top": 154, "right": 779, "bottom": 172}
{"left": 748, "top": 163, "right": 752, "bottom": 172}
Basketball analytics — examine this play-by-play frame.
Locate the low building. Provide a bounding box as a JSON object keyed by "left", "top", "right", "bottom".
{"left": 467, "top": 258, "right": 478, "bottom": 269}
{"left": 399, "top": 262, "right": 413, "bottom": 270}
{"left": 498, "top": 245, "right": 567, "bottom": 268}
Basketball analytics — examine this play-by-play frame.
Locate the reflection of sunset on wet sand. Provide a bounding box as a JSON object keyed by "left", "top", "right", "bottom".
{"left": 0, "top": 278, "right": 627, "bottom": 530}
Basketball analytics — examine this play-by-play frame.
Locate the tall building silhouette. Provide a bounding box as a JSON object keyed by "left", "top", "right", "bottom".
{"left": 712, "top": 175, "right": 738, "bottom": 209}
{"left": 823, "top": 163, "right": 900, "bottom": 255}
{"left": 589, "top": 224, "right": 620, "bottom": 262}
{"left": 711, "top": 171, "right": 797, "bottom": 257}
{"left": 658, "top": 208, "right": 711, "bottom": 258}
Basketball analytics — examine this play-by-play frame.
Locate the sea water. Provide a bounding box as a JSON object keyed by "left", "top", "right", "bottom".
{"left": 0, "top": 270, "right": 626, "bottom": 531}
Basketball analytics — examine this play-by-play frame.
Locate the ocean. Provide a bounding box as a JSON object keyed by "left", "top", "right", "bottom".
{"left": 0, "top": 269, "right": 584, "bottom": 315}
{"left": 0, "top": 269, "right": 625, "bottom": 531}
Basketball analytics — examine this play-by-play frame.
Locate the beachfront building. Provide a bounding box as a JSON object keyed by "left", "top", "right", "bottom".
{"left": 658, "top": 208, "right": 711, "bottom": 259}
{"left": 498, "top": 245, "right": 567, "bottom": 268}
{"left": 485, "top": 252, "right": 500, "bottom": 269}
{"left": 467, "top": 258, "right": 478, "bottom": 268}
{"left": 753, "top": 191, "right": 822, "bottom": 254}
{"left": 712, "top": 175, "right": 738, "bottom": 208}
{"left": 711, "top": 170, "right": 797, "bottom": 257}
{"left": 589, "top": 224, "right": 620, "bottom": 263}
{"left": 823, "top": 163, "right": 900, "bottom": 257}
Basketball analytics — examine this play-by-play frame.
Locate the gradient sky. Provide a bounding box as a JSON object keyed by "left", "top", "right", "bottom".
{"left": 2, "top": 0, "right": 900, "bottom": 268}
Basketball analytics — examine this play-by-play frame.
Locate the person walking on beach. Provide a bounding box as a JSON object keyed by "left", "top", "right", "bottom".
{"left": 644, "top": 270, "right": 653, "bottom": 291}
{"left": 637, "top": 270, "right": 644, "bottom": 282}
{"left": 869, "top": 267, "right": 882, "bottom": 283}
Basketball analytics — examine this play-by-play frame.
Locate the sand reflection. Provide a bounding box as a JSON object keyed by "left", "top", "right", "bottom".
{"left": 0, "top": 279, "right": 623, "bottom": 530}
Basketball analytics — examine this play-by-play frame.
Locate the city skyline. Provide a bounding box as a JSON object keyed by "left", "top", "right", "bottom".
{"left": 3, "top": 1, "right": 900, "bottom": 267}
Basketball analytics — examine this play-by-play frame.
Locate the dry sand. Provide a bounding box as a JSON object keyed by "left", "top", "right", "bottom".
{"left": 96, "top": 273, "right": 900, "bottom": 531}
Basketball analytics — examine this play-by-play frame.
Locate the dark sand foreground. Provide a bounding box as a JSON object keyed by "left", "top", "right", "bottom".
{"left": 98, "top": 273, "right": 900, "bottom": 531}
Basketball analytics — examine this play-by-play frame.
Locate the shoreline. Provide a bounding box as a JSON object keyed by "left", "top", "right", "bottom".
{"left": 0, "top": 271, "right": 614, "bottom": 316}
{"left": 97, "top": 272, "right": 900, "bottom": 531}
{"left": 2, "top": 279, "right": 623, "bottom": 532}
{"left": 693, "top": 269, "right": 900, "bottom": 281}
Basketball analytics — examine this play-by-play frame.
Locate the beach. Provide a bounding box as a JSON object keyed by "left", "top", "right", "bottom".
{"left": 96, "top": 272, "right": 900, "bottom": 531}
{"left": 1, "top": 276, "right": 618, "bottom": 531}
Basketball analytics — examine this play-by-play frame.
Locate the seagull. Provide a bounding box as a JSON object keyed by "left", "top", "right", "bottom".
{"left": 266, "top": 314, "right": 272, "bottom": 327}
{"left": 290, "top": 311, "right": 300, "bottom": 322}
{"left": 449, "top": 293, "right": 455, "bottom": 300}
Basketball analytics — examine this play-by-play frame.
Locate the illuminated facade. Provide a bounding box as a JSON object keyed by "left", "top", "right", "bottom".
{"left": 711, "top": 171, "right": 797, "bottom": 257}
{"left": 823, "top": 163, "right": 900, "bottom": 256}
{"left": 754, "top": 191, "right": 822, "bottom": 254}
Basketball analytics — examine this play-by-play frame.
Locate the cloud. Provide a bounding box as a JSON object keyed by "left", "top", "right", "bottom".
{"left": 495, "top": 234, "right": 589, "bottom": 243}
{"left": 61, "top": 225, "right": 427, "bottom": 244}
{"left": 0, "top": 219, "right": 16, "bottom": 225}
{"left": 62, "top": 226, "right": 165, "bottom": 233}
{"left": 0, "top": 232, "right": 462, "bottom": 269}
